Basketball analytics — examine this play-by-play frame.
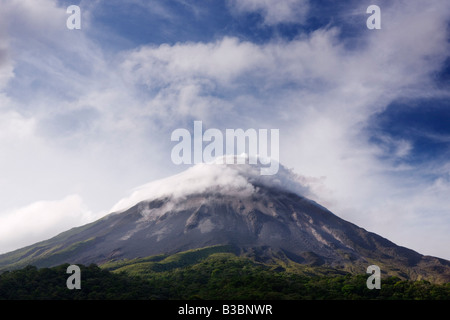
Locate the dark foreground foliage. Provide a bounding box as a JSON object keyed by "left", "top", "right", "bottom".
{"left": 0, "top": 264, "right": 151, "bottom": 300}
{"left": 0, "top": 255, "right": 449, "bottom": 300}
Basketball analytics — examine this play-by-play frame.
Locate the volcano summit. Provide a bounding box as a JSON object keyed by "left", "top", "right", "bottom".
{"left": 0, "top": 156, "right": 449, "bottom": 283}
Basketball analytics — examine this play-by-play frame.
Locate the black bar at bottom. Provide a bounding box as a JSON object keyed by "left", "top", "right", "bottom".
{"left": 0, "top": 300, "right": 445, "bottom": 318}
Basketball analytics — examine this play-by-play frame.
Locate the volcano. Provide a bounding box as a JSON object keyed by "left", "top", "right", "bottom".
{"left": 1, "top": 157, "right": 449, "bottom": 283}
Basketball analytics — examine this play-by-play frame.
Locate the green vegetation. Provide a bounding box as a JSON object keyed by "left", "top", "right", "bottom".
{"left": 0, "top": 247, "right": 449, "bottom": 300}
{"left": 101, "top": 245, "right": 237, "bottom": 275}
{"left": 0, "top": 264, "right": 152, "bottom": 300}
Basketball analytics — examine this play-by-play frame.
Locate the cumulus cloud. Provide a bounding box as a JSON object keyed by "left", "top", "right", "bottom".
{"left": 118, "top": 11, "right": 448, "bottom": 126}
{"left": 118, "top": 29, "right": 351, "bottom": 126}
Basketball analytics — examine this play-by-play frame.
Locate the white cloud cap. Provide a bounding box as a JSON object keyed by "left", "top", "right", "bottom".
{"left": 111, "top": 154, "right": 313, "bottom": 213}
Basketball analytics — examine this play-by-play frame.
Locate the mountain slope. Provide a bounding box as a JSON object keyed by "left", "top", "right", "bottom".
{"left": 0, "top": 160, "right": 449, "bottom": 283}
{"left": 2, "top": 250, "right": 449, "bottom": 300}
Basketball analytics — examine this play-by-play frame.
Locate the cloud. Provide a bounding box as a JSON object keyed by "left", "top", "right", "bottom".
{"left": 111, "top": 154, "right": 314, "bottom": 213}
{"left": 361, "top": 173, "right": 450, "bottom": 257}
{"left": 0, "top": 5, "right": 14, "bottom": 90}
{"left": 0, "top": 0, "right": 171, "bottom": 215}
{"left": 119, "top": 10, "right": 448, "bottom": 126}
{"left": 0, "top": 195, "right": 96, "bottom": 254}
{"left": 0, "top": 46, "right": 13, "bottom": 90}
{"left": 118, "top": 29, "right": 351, "bottom": 126}
{"left": 228, "top": 0, "right": 309, "bottom": 25}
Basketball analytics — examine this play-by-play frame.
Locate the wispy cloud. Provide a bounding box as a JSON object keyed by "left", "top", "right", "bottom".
{"left": 228, "top": 0, "right": 309, "bottom": 25}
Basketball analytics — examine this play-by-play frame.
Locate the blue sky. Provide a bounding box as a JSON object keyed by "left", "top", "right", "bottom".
{"left": 0, "top": 0, "right": 449, "bottom": 260}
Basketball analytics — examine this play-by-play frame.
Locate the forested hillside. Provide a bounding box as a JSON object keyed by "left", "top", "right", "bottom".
{"left": 0, "top": 252, "right": 449, "bottom": 300}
